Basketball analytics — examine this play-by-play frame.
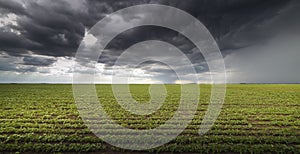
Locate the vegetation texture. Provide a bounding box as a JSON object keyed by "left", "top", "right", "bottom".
{"left": 0, "top": 84, "right": 299, "bottom": 153}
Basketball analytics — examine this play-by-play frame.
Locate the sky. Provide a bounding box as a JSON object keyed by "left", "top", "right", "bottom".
{"left": 0, "top": 0, "right": 299, "bottom": 83}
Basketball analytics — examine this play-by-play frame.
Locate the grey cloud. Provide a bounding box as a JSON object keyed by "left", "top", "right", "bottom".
{"left": 0, "top": 0, "right": 150, "bottom": 58}
{"left": 0, "top": 0, "right": 299, "bottom": 83}
{"left": 0, "top": 55, "right": 37, "bottom": 73}
{"left": 0, "top": 52, "right": 58, "bottom": 74}
{"left": 22, "top": 56, "right": 56, "bottom": 66}
{"left": 0, "top": 0, "right": 26, "bottom": 15}
{"left": 0, "top": 0, "right": 292, "bottom": 58}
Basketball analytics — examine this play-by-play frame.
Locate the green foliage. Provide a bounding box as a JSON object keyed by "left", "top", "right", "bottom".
{"left": 0, "top": 84, "right": 299, "bottom": 153}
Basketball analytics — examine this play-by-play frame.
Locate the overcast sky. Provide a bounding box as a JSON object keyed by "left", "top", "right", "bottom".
{"left": 0, "top": 0, "right": 299, "bottom": 83}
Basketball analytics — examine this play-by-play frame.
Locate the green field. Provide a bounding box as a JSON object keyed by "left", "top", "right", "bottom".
{"left": 0, "top": 84, "right": 299, "bottom": 153}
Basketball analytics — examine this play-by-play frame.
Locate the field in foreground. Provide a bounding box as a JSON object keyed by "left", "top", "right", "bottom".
{"left": 0, "top": 84, "right": 299, "bottom": 153}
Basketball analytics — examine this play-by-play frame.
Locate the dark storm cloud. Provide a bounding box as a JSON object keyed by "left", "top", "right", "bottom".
{"left": 0, "top": 0, "right": 26, "bottom": 15}
{"left": 0, "top": 0, "right": 86, "bottom": 57}
{"left": 99, "top": 26, "right": 196, "bottom": 66}
{"left": 0, "top": 30, "right": 41, "bottom": 54}
{"left": 0, "top": 0, "right": 295, "bottom": 72}
{"left": 101, "top": 0, "right": 291, "bottom": 48}
{"left": 163, "top": 0, "right": 291, "bottom": 52}
{"left": 96, "top": 0, "right": 291, "bottom": 53}
{"left": 0, "top": 0, "right": 150, "bottom": 58}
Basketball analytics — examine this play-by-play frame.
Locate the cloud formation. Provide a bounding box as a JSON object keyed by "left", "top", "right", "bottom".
{"left": 0, "top": 0, "right": 299, "bottom": 83}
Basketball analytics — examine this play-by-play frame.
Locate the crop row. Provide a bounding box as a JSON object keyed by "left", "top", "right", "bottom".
{"left": 0, "top": 127, "right": 298, "bottom": 137}
{"left": 0, "top": 143, "right": 106, "bottom": 153}
{"left": 0, "top": 142, "right": 298, "bottom": 153}
{"left": 0, "top": 134, "right": 298, "bottom": 145}
{"left": 0, "top": 119, "right": 297, "bottom": 128}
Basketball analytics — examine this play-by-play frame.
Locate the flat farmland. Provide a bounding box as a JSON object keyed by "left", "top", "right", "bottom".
{"left": 0, "top": 84, "right": 299, "bottom": 153}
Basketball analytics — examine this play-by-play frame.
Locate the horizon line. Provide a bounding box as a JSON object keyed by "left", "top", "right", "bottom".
{"left": 0, "top": 82, "right": 299, "bottom": 84}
